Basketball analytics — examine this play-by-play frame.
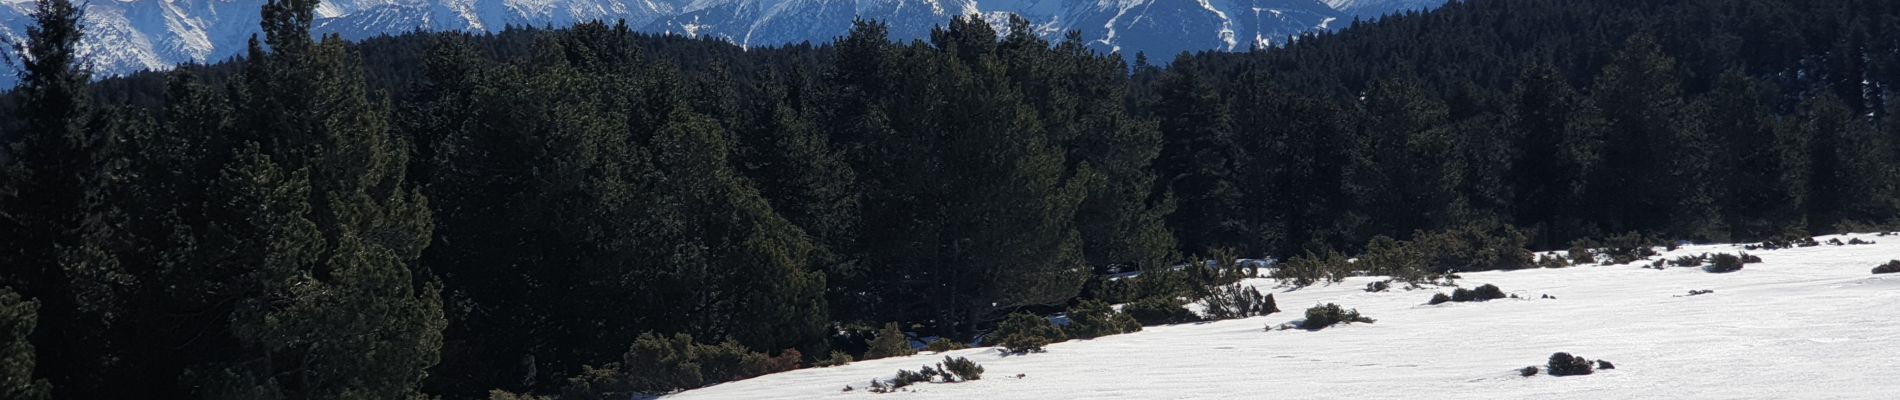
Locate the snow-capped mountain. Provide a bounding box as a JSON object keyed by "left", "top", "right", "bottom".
{"left": 0, "top": 0, "right": 1445, "bottom": 87}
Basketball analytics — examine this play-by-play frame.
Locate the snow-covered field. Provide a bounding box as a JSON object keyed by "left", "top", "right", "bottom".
{"left": 670, "top": 233, "right": 1900, "bottom": 399}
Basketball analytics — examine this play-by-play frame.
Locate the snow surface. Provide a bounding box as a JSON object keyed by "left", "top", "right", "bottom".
{"left": 671, "top": 232, "right": 1900, "bottom": 399}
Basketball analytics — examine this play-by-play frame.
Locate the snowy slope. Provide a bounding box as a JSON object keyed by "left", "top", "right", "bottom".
{"left": 2, "top": 0, "right": 1447, "bottom": 87}
{"left": 669, "top": 233, "right": 1900, "bottom": 399}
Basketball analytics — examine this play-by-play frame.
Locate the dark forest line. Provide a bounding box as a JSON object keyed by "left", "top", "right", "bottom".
{"left": 2, "top": 0, "right": 1897, "bottom": 398}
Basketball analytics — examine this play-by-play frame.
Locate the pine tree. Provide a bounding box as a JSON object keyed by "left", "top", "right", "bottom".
{"left": 1508, "top": 65, "right": 1603, "bottom": 247}
{"left": 195, "top": 1, "right": 447, "bottom": 397}
{"left": 1152, "top": 54, "right": 1244, "bottom": 255}
{"left": 1590, "top": 35, "right": 1700, "bottom": 236}
{"left": 1801, "top": 92, "right": 1898, "bottom": 232}
{"left": 1705, "top": 71, "right": 1805, "bottom": 239}
{"left": 0, "top": 0, "right": 131, "bottom": 395}
{"left": 0, "top": 288, "right": 50, "bottom": 400}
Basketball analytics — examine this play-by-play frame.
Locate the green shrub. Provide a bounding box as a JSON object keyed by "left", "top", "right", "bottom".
{"left": 991, "top": 312, "right": 1066, "bottom": 354}
{"left": 1273, "top": 250, "right": 1351, "bottom": 287}
{"left": 814, "top": 351, "right": 853, "bottom": 367}
{"left": 1411, "top": 225, "right": 1535, "bottom": 273}
{"left": 613, "top": 332, "right": 791, "bottom": 394}
{"left": 939, "top": 356, "right": 984, "bottom": 381}
{"left": 1200, "top": 283, "right": 1278, "bottom": 320}
{"left": 489, "top": 390, "right": 553, "bottom": 400}
{"left": 1873, "top": 260, "right": 1900, "bottom": 274}
{"left": 1670, "top": 255, "right": 1705, "bottom": 267}
{"left": 1361, "top": 236, "right": 1432, "bottom": 285}
{"left": 1536, "top": 254, "right": 1569, "bottom": 269}
{"left": 1299, "top": 303, "right": 1375, "bottom": 330}
{"left": 1568, "top": 239, "right": 1599, "bottom": 264}
{"left": 1470, "top": 284, "right": 1506, "bottom": 301}
{"left": 1601, "top": 232, "right": 1660, "bottom": 264}
{"left": 1122, "top": 296, "right": 1200, "bottom": 325}
{"left": 1365, "top": 280, "right": 1392, "bottom": 292}
{"left": 1546, "top": 352, "right": 1594, "bottom": 376}
{"left": 864, "top": 322, "right": 915, "bottom": 360}
{"left": 1064, "top": 299, "right": 1142, "bottom": 339}
{"left": 559, "top": 364, "right": 634, "bottom": 400}
{"left": 923, "top": 338, "right": 968, "bottom": 353}
{"left": 1427, "top": 293, "right": 1452, "bottom": 305}
{"left": 1705, "top": 253, "right": 1744, "bottom": 273}
{"left": 1518, "top": 366, "right": 1540, "bottom": 377}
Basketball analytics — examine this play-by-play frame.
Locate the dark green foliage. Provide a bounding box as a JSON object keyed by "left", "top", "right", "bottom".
{"left": 1365, "top": 280, "right": 1392, "bottom": 293}
{"left": 1063, "top": 300, "right": 1142, "bottom": 339}
{"left": 1546, "top": 352, "right": 1595, "bottom": 376}
{"left": 1671, "top": 255, "right": 1706, "bottom": 267}
{"left": 991, "top": 313, "right": 1066, "bottom": 355}
{"left": 940, "top": 356, "right": 984, "bottom": 381}
{"left": 1200, "top": 283, "right": 1277, "bottom": 321}
{"left": 1410, "top": 225, "right": 1535, "bottom": 273}
{"left": 1428, "top": 293, "right": 1452, "bottom": 305}
{"left": 1597, "top": 360, "right": 1616, "bottom": 370}
{"left": 815, "top": 351, "right": 854, "bottom": 368}
{"left": 0, "top": 289, "right": 50, "bottom": 400}
{"left": 1298, "top": 304, "right": 1375, "bottom": 330}
{"left": 1470, "top": 284, "right": 1506, "bottom": 301}
{"left": 613, "top": 332, "right": 797, "bottom": 394}
{"left": 864, "top": 323, "right": 915, "bottom": 360}
{"left": 923, "top": 338, "right": 968, "bottom": 353}
{"left": 1600, "top": 232, "right": 1661, "bottom": 264}
{"left": 1519, "top": 366, "right": 1540, "bottom": 377}
{"left": 1872, "top": 261, "right": 1900, "bottom": 275}
{"left": 1568, "top": 240, "right": 1599, "bottom": 264}
{"left": 1122, "top": 297, "right": 1201, "bottom": 326}
{"left": 1434, "top": 284, "right": 1506, "bottom": 304}
{"left": 1273, "top": 250, "right": 1352, "bottom": 287}
{"left": 1706, "top": 253, "right": 1745, "bottom": 273}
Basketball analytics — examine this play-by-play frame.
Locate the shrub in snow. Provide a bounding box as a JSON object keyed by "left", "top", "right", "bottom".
{"left": 1299, "top": 303, "right": 1375, "bottom": 330}
{"left": 864, "top": 322, "right": 916, "bottom": 360}
{"left": 1849, "top": 238, "right": 1872, "bottom": 245}
{"left": 1568, "top": 239, "right": 1599, "bottom": 264}
{"left": 1546, "top": 352, "right": 1595, "bottom": 376}
{"left": 1411, "top": 224, "right": 1536, "bottom": 273}
{"left": 924, "top": 337, "right": 968, "bottom": 353}
{"left": 1537, "top": 254, "right": 1569, "bottom": 269}
{"left": 1273, "top": 250, "right": 1351, "bottom": 287}
{"left": 1365, "top": 280, "right": 1392, "bottom": 293}
{"left": 815, "top": 351, "right": 854, "bottom": 367}
{"left": 1740, "top": 252, "right": 1762, "bottom": 263}
{"left": 1687, "top": 289, "right": 1715, "bottom": 296}
{"left": 1360, "top": 236, "right": 1435, "bottom": 286}
{"left": 1064, "top": 299, "right": 1142, "bottom": 339}
{"left": 1596, "top": 360, "right": 1616, "bottom": 370}
{"left": 940, "top": 356, "right": 984, "bottom": 381}
{"left": 617, "top": 332, "right": 789, "bottom": 393}
{"left": 1519, "top": 366, "right": 1540, "bottom": 377}
{"left": 1470, "top": 284, "right": 1506, "bottom": 301}
{"left": 1201, "top": 283, "right": 1278, "bottom": 321}
{"left": 1670, "top": 255, "right": 1705, "bottom": 267}
{"left": 1874, "top": 260, "right": 1900, "bottom": 275}
{"left": 1705, "top": 253, "right": 1745, "bottom": 273}
{"left": 1123, "top": 296, "right": 1200, "bottom": 326}
{"left": 992, "top": 312, "right": 1067, "bottom": 354}
{"left": 1600, "top": 232, "right": 1660, "bottom": 265}
{"left": 1428, "top": 293, "right": 1453, "bottom": 305}
{"left": 1826, "top": 238, "right": 1845, "bottom": 246}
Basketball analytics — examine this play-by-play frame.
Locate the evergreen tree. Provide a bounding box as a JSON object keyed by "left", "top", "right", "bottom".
{"left": 1508, "top": 65, "right": 1603, "bottom": 247}
{"left": 1152, "top": 54, "right": 1243, "bottom": 255}
{"left": 1800, "top": 92, "right": 1898, "bottom": 231}
{"left": 0, "top": 0, "right": 131, "bottom": 396}
{"left": 1589, "top": 35, "right": 1703, "bottom": 237}
{"left": 0, "top": 288, "right": 50, "bottom": 400}
{"left": 1705, "top": 71, "right": 1805, "bottom": 239}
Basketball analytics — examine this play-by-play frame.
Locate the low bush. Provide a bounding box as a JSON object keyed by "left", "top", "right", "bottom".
{"left": 1826, "top": 238, "right": 1845, "bottom": 246}
{"left": 1122, "top": 296, "right": 1201, "bottom": 326}
{"left": 1705, "top": 253, "right": 1744, "bottom": 273}
{"left": 1849, "top": 238, "right": 1872, "bottom": 245}
{"left": 1273, "top": 250, "right": 1352, "bottom": 287}
{"left": 1669, "top": 255, "right": 1705, "bottom": 267}
{"left": 1299, "top": 303, "right": 1375, "bottom": 330}
{"left": 1438, "top": 284, "right": 1507, "bottom": 303}
{"left": 864, "top": 322, "right": 916, "bottom": 360}
{"left": 1064, "top": 299, "right": 1142, "bottom": 339}
{"left": 1601, "top": 232, "right": 1660, "bottom": 265}
{"left": 992, "top": 312, "right": 1067, "bottom": 354}
{"left": 1740, "top": 253, "right": 1762, "bottom": 263}
{"left": 1874, "top": 260, "right": 1900, "bottom": 275}
{"left": 923, "top": 338, "right": 967, "bottom": 353}
{"left": 1567, "top": 239, "right": 1599, "bottom": 264}
{"left": 1687, "top": 289, "right": 1714, "bottom": 296}
{"left": 814, "top": 351, "right": 854, "bottom": 367}
{"left": 1537, "top": 254, "right": 1569, "bottom": 269}
{"left": 1518, "top": 366, "right": 1540, "bottom": 377}
{"left": 939, "top": 356, "right": 984, "bottom": 381}
{"left": 1412, "top": 224, "right": 1535, "bottom": 273}
{"left": 1546, "top": 352, "right": 1595, "bottom": 376}
{"left": 1201, "top": 283, "right": 1278, "bottom": 321}
{"left": 613, "top": 332, "right": 798, "bottom": 394}
{"left": 1596, "top": 360, "right": 1616, "bottom": 370}
{"left": 1365, "top": 280, "right": 1391, "bottom": 293}
{"left": 1360, "top": 236, "right": 1432, "bottom": 285}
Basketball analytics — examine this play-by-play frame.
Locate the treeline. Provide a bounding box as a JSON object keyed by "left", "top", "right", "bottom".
{"left": 2, "top": 0, "right": 1898, "bottom": 398}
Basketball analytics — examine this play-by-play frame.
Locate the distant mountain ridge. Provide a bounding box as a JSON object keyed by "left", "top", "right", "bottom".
{"left": 0, "top": 0, "right": 1446, "bottom": 86}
